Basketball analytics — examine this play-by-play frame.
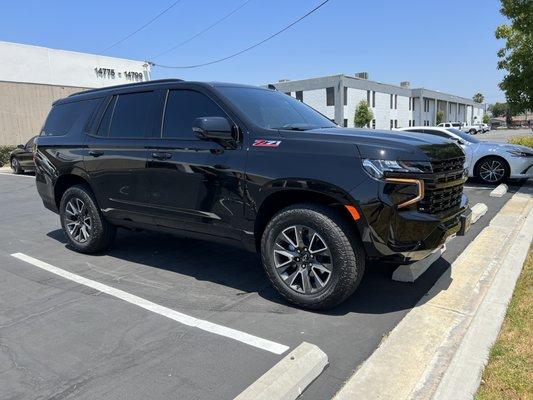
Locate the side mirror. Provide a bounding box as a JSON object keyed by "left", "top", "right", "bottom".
{"left": 17, "top": 144, "right": 24, "bottom": 149}
{"left": 193, "top": 117, "right": 235, "bottom": 141}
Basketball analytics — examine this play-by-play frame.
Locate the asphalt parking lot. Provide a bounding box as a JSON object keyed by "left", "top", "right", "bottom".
{"left": 0, "top": 173, "right": 523, "bottom": 400}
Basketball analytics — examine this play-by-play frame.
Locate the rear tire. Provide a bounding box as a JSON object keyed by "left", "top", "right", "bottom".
{"left": 59, "top": 185, "right": 116, "bottom": 253}
{"left": 261, "top": 203, "right": 365, "bottom": 310}
{"left": 10, "top": 157, "right": 22, "bottom": 174}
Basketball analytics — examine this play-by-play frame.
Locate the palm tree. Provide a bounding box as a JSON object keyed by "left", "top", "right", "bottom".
{"left": 473, "top": 93, "right": 485, "bottom": 103}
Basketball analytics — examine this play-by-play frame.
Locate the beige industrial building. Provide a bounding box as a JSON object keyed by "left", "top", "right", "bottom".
{"left": 0, "top": 41, "right": 151, "bottom": 145}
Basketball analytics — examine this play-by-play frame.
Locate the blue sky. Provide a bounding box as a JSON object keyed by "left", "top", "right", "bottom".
{"left": 1, "top": 0, "right": 508, "bottom": 102}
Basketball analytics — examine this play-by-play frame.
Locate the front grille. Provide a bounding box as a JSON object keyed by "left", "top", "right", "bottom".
{"left": 418, "top": 156, "right": 466, "bottom": 214}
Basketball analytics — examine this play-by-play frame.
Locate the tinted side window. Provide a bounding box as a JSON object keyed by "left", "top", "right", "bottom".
{"left": 109, "top": 91, "right": 154, "bottom": 138}
{"left": 41, "top": 99, "right": 99, "bottom": 136}
{"left": 162, "top": 90, "right": 225, "bottom": 139}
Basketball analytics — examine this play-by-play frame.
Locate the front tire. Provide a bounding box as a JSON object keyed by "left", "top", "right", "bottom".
{"left": 469, "top": 129, "right": 477, "bottom": 134}
{"left": 10, "top": 157, "right": 22, "bottom": 174}
{"left": 475, "top": 156, "right": 509, "bottom": 185}
{"left": 60, "top": 185, "right": 116, "bottom": 253}
{"left": 261, "top": 204, "right": 365, "bottom": 310}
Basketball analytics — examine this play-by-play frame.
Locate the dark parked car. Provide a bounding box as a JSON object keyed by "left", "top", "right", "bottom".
{"left": 10, "top": 136, "right": 37, "bottom": 174}
{"left": 34, "top": 79, "right": 471, "bottom": 309}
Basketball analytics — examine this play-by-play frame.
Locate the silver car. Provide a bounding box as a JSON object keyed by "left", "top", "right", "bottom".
{"left": 397, "top": 126, "right": 533, "bottom": 184}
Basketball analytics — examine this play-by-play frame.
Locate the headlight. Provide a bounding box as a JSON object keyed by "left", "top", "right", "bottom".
{"left": 506, "top": 149, "right": 533, "bottom": 157}
{"left": 362, "top": 159, "right": 432, "bottom": 179}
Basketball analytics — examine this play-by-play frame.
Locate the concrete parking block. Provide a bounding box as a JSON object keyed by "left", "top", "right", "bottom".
{"left": 235, "top": 342, "right": 327, "bottom": 400}
{"left": 470, "top": 203, "right": 488, "bottom": 224}
{"left": 489, "top": 183, "right": 508, "bottom": 197}
{"left": 392, "top": 245, "right": 445, "bottom": 283}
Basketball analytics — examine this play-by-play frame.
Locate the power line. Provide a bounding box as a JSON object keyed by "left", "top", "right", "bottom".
{"left": 102, "top": 0, "right": 184, "bottom": 53}
{"left": 152, "top": 0, "right": 253, "bottom": 60}
{"left": 151, "top": 0, "right": 331, "bottom": 69}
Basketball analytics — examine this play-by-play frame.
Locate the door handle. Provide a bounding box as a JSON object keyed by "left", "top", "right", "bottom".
{"left": 88, "top": 150, "right": 104, "bottom": 157}
{"left": 151, "top": 152, "right": 172, "bottom": 160}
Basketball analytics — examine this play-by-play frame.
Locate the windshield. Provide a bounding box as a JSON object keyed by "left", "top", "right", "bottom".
{"left": 446, "top": 128, "right": 480, "bottom": 143}
{"left": 218, "top": 86, "right": 337, "bottom": 130}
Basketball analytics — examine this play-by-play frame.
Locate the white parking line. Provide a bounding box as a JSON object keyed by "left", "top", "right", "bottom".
{"left": 0, "top": 172, "right": 35, "bottom": 178}
{"left": 11, "top": 252, "right": 289, "bottom": 355}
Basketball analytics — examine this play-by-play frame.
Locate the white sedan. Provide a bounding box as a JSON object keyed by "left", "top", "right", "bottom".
{"left": 397, "top": 126, "right": 533, "bottom": 184}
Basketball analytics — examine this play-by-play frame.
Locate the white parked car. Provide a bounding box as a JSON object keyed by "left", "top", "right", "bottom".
{"left": 437, "top": 122, "right": 481, "bottom": 134}
{"left": 397, "top": 126, "right": 533, "bottom": 184}
{"left": 475, "top": 123, "right": 490, "bottom": 133}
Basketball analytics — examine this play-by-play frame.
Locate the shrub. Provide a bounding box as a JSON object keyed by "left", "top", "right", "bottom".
{"left": 508, "top": 136, "right": 533, "bottom": 148}
{"left": 354, "top": 100, "right": 373, "bottom": 128}
{"left": 0, "top": 145, "right": 16, "bottom": 167}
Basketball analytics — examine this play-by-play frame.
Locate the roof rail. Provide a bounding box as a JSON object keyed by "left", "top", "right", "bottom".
{"left": 68, "top": 78, "right": 185, "bottom": 97}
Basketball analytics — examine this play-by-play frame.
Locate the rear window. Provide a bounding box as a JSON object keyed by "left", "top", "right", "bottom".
{"left": 41, "top": 99, "right": 99, "bottom": 136}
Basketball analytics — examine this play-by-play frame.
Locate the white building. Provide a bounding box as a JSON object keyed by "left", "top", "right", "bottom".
{"left": 269, "top": 74, "right": 485, "bottom": 130}
{"left": 0, "top": 41, "right": 151, "bottom": 145}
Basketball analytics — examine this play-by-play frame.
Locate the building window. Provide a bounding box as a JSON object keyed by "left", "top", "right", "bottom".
{"left": 372, "top": 91, "right": 376, "bottom": 107}
{"left": 412, "top": 119, "right": 415, "bottom": 126}
{"left": 326, "top": 87, "right": 334, "bottom": 106}
{"left": 390, "top": 119, "right": 394, "bottom": 129}
{"left": 395, "top": 95, "right": 398, "bottom": 109}
{"left": 408, "top": 120, "right": 411, "bottom": 127}
{"left": 343, "top": 118, "right": 348, "bottom": 127}
{"left": 394, "top": 119, "right": 398, "bottom": 128}
{"left": 343, "top": 87, "right": 348, "bottom": 106}
{"left": 366, "top": 90, "right": 371, "bottom": 105}
{"left": 409, "top": 97, "right": 412, "bottom": 111}
{"left": 390, "top": 94, "right": 393, "bottom": 109}
{"left": 412, "top": 98, "right": 415, "bottom": 111}
{"left": 284, "top": 92, "right": 291, "bottom": 96}
{"left": 296, "top": 91, "right": 303, "bottom": 102}
{"left": 372, "top": 119, "right": 376, "bottom": 129}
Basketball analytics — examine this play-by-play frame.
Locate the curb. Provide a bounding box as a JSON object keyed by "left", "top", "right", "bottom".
{"left": 433, "top": 204, "right": 533, "bottom": 399}
{"left": 333, "top": 182, "right": 532, "bottom": 400}
{"left": 235, "top": 342, "right": 328, "bottom": 400}
{"left": 489, "top": 183, "right": 508, "bottom": 197}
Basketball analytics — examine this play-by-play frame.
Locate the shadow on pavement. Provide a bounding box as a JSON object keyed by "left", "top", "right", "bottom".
{"left": 47, "top": 228, "right": 452, "bottom": 317}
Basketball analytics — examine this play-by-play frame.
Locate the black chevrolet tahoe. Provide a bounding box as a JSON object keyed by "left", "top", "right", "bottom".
{"left": 34, "top": 79, "right": 470, "bottom": 309}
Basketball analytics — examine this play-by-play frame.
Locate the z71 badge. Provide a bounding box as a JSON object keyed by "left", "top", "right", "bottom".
{"left": 252, "top": 140, "right": 281, "bottom": 147}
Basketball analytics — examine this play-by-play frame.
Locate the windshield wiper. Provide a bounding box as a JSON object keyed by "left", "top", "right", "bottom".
{"left": 273, "top": 124, "right": 312, "bottom": 131}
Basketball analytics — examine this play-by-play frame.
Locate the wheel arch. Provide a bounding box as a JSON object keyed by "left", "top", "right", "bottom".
{"left": 473, "top": 155, "right": 510, "bottom": 179}
{"left": 54, "top": 172, "right": 93, "bottom": 210}
{"left": 253, "top": 188, "right": 362, "bottom": 251}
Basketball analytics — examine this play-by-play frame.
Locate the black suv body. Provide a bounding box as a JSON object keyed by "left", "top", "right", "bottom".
{"left": 35, "top": 79, "right": 470, "bottom": 309}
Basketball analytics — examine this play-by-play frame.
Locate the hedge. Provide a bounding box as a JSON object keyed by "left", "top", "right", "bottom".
{"left": 0, "top": 145, "right": 16, "bottom": 167}
{"left": 508, "top": 136, "right": 533, "bottom": 148}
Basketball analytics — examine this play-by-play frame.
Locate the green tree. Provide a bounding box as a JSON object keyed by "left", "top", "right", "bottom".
{"left": 483, "top": 114, "right": 490, "bottom": 124}
{"left": 436, "top": 110, "right": 445, "bottom": 124}
{"left": 354, "top": 100, "right": 373, "bottom": 128}
{"left": 473, "top": 92, "right": 485, "bottom": 103}
{"left": 488, "top": 102, "right": 509, "bottom": 117}
{"left": 495, "top": 0, "right": 533, "bottom": 114}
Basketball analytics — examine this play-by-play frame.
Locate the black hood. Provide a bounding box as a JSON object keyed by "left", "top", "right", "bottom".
{"left": 280, "top": 127, "right": 464, "bottom": 162}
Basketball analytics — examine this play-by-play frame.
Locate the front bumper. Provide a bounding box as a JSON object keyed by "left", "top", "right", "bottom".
{"left": 508, "top": 157, "right": 533, "bottom": 179}
{"left": 350, "top": 179, "right": 470, "bottom": 264}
